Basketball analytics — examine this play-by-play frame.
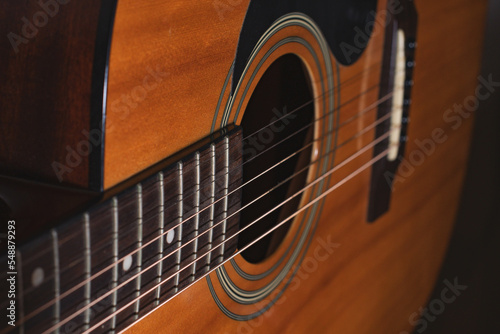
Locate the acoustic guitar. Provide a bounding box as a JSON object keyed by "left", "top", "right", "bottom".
{"left": 0, "top": 0, "right": 488, "bottom": 333}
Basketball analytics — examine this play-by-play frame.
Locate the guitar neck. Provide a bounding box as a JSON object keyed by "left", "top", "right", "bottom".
{"left": 2, "top": 129, "right": 242, "bottom": 333}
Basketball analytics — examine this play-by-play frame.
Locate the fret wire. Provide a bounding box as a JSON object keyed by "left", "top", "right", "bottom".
{"left": 155, "top": 172, "right": 165, "bottom": 305}
{"left": 17, "top": 250, "right": 25, "bottom": 334}
{"left": 175, "top": 162, "right": 183, "bottom": 292}
{"left": 191, "top": 153, "right": 201, "bottom": 280}
{"left": 111, "top": 198, "right": 119, "bottom": 330}
{"left": 51, "top": 230, "right": 60, "bottom": 334}
{"left": 207, "top": 144, "right": 216, "bottom": 267}
{"left": 135, "top": 184, "right": 144, "bottom": 317}
{"left": 220, "top": 137, "right": 230, "bottom": 259}
{"left": 25, "top": 91, "right": 396, "bottom": 326}
{"left": 83, "top": 213, "right": 91, "bottom": 330}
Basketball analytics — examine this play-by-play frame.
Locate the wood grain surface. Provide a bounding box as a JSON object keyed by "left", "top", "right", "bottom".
{"left": 0, "top": 0, "right": 105, "bottom": 188}
{"left": 101, "top": 0, "right": 488, "bottom": 333}
{"left": 104, "top": 0, "right": 250, "bottom": 188}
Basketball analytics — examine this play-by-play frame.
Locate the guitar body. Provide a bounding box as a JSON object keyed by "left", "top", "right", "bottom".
{"left": 110, "top": 1, "right": 488, "bottom": 332}
{"left": 0, "top": 0, "right": 488, "bottom": 333}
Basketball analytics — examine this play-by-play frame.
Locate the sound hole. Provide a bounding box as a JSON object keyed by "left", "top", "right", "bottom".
{"left": 238, "top": 54, "right": 314, "bottom": 264}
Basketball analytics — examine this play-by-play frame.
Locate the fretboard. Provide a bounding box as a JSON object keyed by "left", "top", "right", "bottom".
{"left": 0, "top": 130, "right": 242, "bottom": 334}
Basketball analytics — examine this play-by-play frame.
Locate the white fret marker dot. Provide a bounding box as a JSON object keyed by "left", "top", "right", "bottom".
{"left": 166, "top": 230, "right": 175, "bottom": 244}
{"left": 122, "top": 255, "right": 133, "bottom": 272}
{"left": 31, "top": 267, "right": 44, "bottom": 287}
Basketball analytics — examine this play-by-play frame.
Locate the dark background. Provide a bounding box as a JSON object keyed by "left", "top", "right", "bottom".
{"left": 419, "top": 0, "right": 500, "bottom": 332}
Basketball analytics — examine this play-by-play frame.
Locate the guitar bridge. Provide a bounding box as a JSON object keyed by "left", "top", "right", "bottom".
{"left": 367, "top": 0, "right": 418, "bottom": 222}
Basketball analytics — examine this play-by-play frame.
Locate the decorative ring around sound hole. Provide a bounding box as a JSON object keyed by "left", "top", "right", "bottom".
{"left": 207, "top": 13, "right": 340, "bottom": 320}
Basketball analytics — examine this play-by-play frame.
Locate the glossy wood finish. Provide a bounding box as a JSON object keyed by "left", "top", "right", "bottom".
{"left": 0, "top": 0, "right": 113, "bottom": 188}
{"left": 100, "top": 0, "right": 487, "bottom": 333}
{"left": 104, "top": 0, "right": 250, "bottom": 188}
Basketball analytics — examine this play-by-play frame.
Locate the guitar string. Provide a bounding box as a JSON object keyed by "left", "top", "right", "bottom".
{"left": 126, "top": 74, "right": 397, "bottom": 243}
{"left": 19, "top": 59, "right": 409, "bottom": 326}
{"left": 109, "top": 73, "right": 401, "bottom": 259}
{"left": 100, "top": 109, "right": 394, "bottom": 288}
{"left": 42, "top": 127, "right": 394, "bottom": 334}
{"left": 165, "top": 70, "right": 400, "bottom": 220}
{"left": 81, "top": 149, "right": 391, "bottom": 334}
{"left": 242, "top": 87, "right": 388, "bottom": 169}
{"left": 96, "top": 83, "right": 392, "bottom": 266}
{"left": 93, "top": 61, "right": 391, "bottom": 235}
{"left": 133, "top": 81, "right": 380, "bottom": 228}
{"left": 9, "top": 59, "right": 383, "bottom": 273}
{"left": 19, "top": 84, "right": 394, "bottom": 325}
{"left": 150, "top": 68, "right": 401, "bottom": 224}
{"left": 113, "top": 60, "right": 385, "bottom": 212}
{"left": 20, "top": 81, "right": 402, "bottom": 326}
{"left": 49, "top": 130, "right": 393, "bottom": 333}
{"left": 240, "top": 61, "right": 383, "bottom": 141}
{"left": 116, "top": 95, "right": 393, "bottom": 260}
{"left": 149, "top": 78, "right": 394, "bottom": 239}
